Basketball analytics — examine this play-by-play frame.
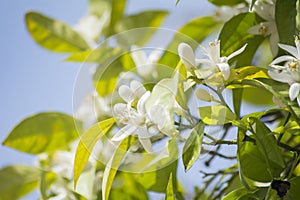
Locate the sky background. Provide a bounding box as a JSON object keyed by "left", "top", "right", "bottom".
{"left": 0, "top": 0, "right": 216, "bottom": 198}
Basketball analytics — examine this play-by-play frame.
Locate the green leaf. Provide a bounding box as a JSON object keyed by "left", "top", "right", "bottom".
{"left": 108, "top": 0, "right": 127, "bottom": 36}
{"left": 165, "top": 173, "right": 175, "bottom": 200}
{"left": 222, "top": 188, "right": 258, "bottom": 200}
{"left": 237, "top": 129, "right": 283, "bottom": 182}
{"left": 89, "top": 0, "right": 111, "bottom": 17}
{"left": 182, "top": 122, "right": 204, "bottom": 171}
{"left": 102, "top": 136, "right": 135, "bottom": 200}
{"left": 73, "top": 118, "right": 115, "bottom": 187}
{"left": 249, "top": 118, "right": 285, "bottom": 168}
{"left": 219, "top": 13, "right": 263, "bottom": 66}
{"left": 275, "top": 0, "right": 297, "bottom": 46}
{"left": 208, "top": 0, "right": 244, "bottom": 6}
{"left": 136, "top": 139, "right": 178, "bottom": 192}
{"left": 3, "top": 112, "right": 81, "bottom": 154}
{"left": 159, "top": 16, "right": 220, "bottom": 69}
{"left": 0, "top": 165, "right": 39, "bottom": 200}
{"left": 25, "top": 11, "right": 90, "bottom": 53}
{"left": 199, "top": 105, "right": 236, "bottom": 125}
{"left": 288, "top": 176, "right": 300, "bottom": 198}
{"left": 93, "top": 52, "right": 135, "bottom": 96}
{"left": 232, "top": 88, "right": 243, "bottom": 118}
{"left": 115, "top": 10, "right": 168, "bottom": 46}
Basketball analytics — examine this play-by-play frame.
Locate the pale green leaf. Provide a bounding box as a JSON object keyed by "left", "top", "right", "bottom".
{"left": 107, "top": 0, "right": 127, "bottom": 36}
{"left": 199, "top": 105, "right": 236, "bottom": 125}
{"left": 25, "top": 11, "right": 89, "bottom": 53}
{"left": 74, "top": 118, "right": 115, "bottom": 187}
{"left": 115, "top": 10, "right": 168, "bottom": 46}
{"left": 182, "top": 122, "right": 204, "bottom": 171}
{"left": 102, "top": 136, "right": 135, "bottom": 200}
{"left": 0, "top": 165, "right": 39, "bottom": 200}
{"left": 3, "top": 112, "right": 81, "bottom": 154}
{"left": 165, "top": 173, "right": 175, "bottom": 200}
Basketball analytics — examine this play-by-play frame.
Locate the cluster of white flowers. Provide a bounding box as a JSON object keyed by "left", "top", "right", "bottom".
{"left": 268, "top": 37, "right": 300, "bottom": 106}
{"left": 112, "top": 80, "right": 172, "bottom": 153}
{"left": 178, "top": 40, "right": 246, "bottom": 80}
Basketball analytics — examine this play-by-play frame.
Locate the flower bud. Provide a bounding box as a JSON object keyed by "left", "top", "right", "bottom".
{"left": 195, "top": 88, "right": 213, "bottom": 102}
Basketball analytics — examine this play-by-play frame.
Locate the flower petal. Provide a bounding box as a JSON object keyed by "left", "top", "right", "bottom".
{"left": 248, "top": 24, "right": 262, "bottom": 35}
{"left": 217, "top": 63, "right": 230, "bottom": 80}
{"left": 268, "top": 70, "right": 293, "bottom": 84}
{"left": 195, "top": 58, "right": 215, "bottom": 68}
{"left": 137, "top": 91, "right": 150, "bottom": 114}
{"left": 278, "top": 44, "right": 298, "bottom": 58}
{"left": 270, "top": 32, "right": 279, "bottom": 56}
{"left": 227, "top": 44, "right": 247, "bottom": 60}
{"left": 178, "top": 43, "right": 196, "bottom": 70}
{"left": 137, "top": 126, "right": 153, "bottom": 153}
{"left": 131, "top": 46, "right": 147, "bottom": 67}
{"left": 111, "top": 124, "right": 136, "bottom": 141}
{"left": 119, "top": 85, "right": 135, "bottom": 102}
{"left": 289, "top": 82, "right": 300, "bottom": 101}
{"left": 270, "top": 55, "right": 295, "bottom": 66}
{"left": 130, "top": 80, "right": 146, "bottom": 98}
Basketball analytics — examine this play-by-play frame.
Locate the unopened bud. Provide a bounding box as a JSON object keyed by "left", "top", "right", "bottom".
{"left": 195, "top": 88, "right": 213, "bottom": 102}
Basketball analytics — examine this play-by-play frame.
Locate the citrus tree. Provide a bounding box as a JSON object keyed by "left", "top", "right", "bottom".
{"left": 2, "top": 0, "right": 300, "bottom": 199}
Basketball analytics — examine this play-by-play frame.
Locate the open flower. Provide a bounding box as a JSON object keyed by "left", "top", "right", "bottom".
{"left": 178, "top": 41, "right": 247, "bottom": 80}
{"left": 268, "top": 37, "right": 300, "bottom": 105}
{"left": 130, "top": 46, "right": 161, "bottom": 79}
{"left": 248, "top": 0, "right": 279, "bottom": 56}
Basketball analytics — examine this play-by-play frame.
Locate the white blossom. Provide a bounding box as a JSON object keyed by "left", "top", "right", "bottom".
{"left": 178, "top": 41, "right": 247, "bottom": 80}
{"left": 214, "top": 4, "right": 248, "bottom": 22}
{"left": 268, "top": 37, "right": 300, "bottom": 106}
{"left": 130, "top": 46, "right": 161, "bottom": 79}
{"left": 74, "top": 12, "right": 109, "bottom": 47}
{"left": 248, "top": 0, "right": 279, "bottom": 56}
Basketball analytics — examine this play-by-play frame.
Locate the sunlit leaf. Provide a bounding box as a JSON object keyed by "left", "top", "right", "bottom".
{"left": 199, "top": 105, "right": 236, "bottom": 125}
{"left": 74, "top": 118, "right": 115, "bottom": 187}
{"left": 159, "top": 16, "right": 220, "bottom": 69}
{"left": 102, "top": 136, "right": 135, "bottom": 200}
{"left": 0, "top": 165, "right": 39, "bottom": 200}
{"left": 107, "top": 0, "right": 127, "bottom": 36}
{"left": 115, "top": 10, "right": 168, "bottom": 46}
{"left": 93, "top": 52, "right": 135, "bottom": 97}
{"left": 222, "top": 187, "right": 258, "bottom": 200}
{"left": 182, "top": 122, "right": 204, "bottom": 171}
{"left": 275, "top": 0, "right": 297, "bottom": 46}
{"left": 3, "top": 112, "right": 81, "bottom": 154}
{"left": 165, "top": 173, "right": 175, "bottom": 200}
{"left": 25, "top": 11, "right": 90, "bottom": 53}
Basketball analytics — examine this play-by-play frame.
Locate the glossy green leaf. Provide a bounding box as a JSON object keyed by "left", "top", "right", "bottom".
{"left": 165, "top": 173, "right": 175, "bottom": 200}
{"left": 25, "top": 11, "right": 90, "bottom": 53}
{"left": 102, "top": 136, "right": 135, "bottom": 200}
{"left": 199, "top": 105, "right": 236, "bottom": 125}
{"left": 275, "top": 0, "right": 297, "bottom": 46}
{"left": 208, "top": 0, "right": 244, "bottom": 6}
{"left": 232, "top": 89, "right": 243, "bottom": 118}
{"left": 237, "top": 129, "right": 283, "bottom": 182}
{"left": 93, "top": 52, "right": 135, "bottom": 96}
{"left": 115, "top": 10, "right": 168, "bottom": 46}
{"left": 222, "top": 188, "right": 257, "bottom": 200}
{"left": 250, "top": 118, "right": 285, "bottom": 168}
{"left": 74, "top": 118, "right": 115, "bottom": 187}
{"left": 108, "top": 0, "right": 127, "bottom": 36}
{"left": 3, "top": 112, "right": 81, "bottom": 154}
{"left": 219, "top": 13, "right": 263, "bottom": 66}
{"left": 0, "top": 165, "right": 39, "bottom": 200}
{"left": 159, "top": 16, "right": 220, "bottom": 68}
{"left": 182, "top": 122, "right": 204, "bottom": 171}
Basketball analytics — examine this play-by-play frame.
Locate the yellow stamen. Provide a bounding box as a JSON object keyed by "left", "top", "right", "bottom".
{"left": 288, "top": 61, "right": 299, "bottom": 71}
